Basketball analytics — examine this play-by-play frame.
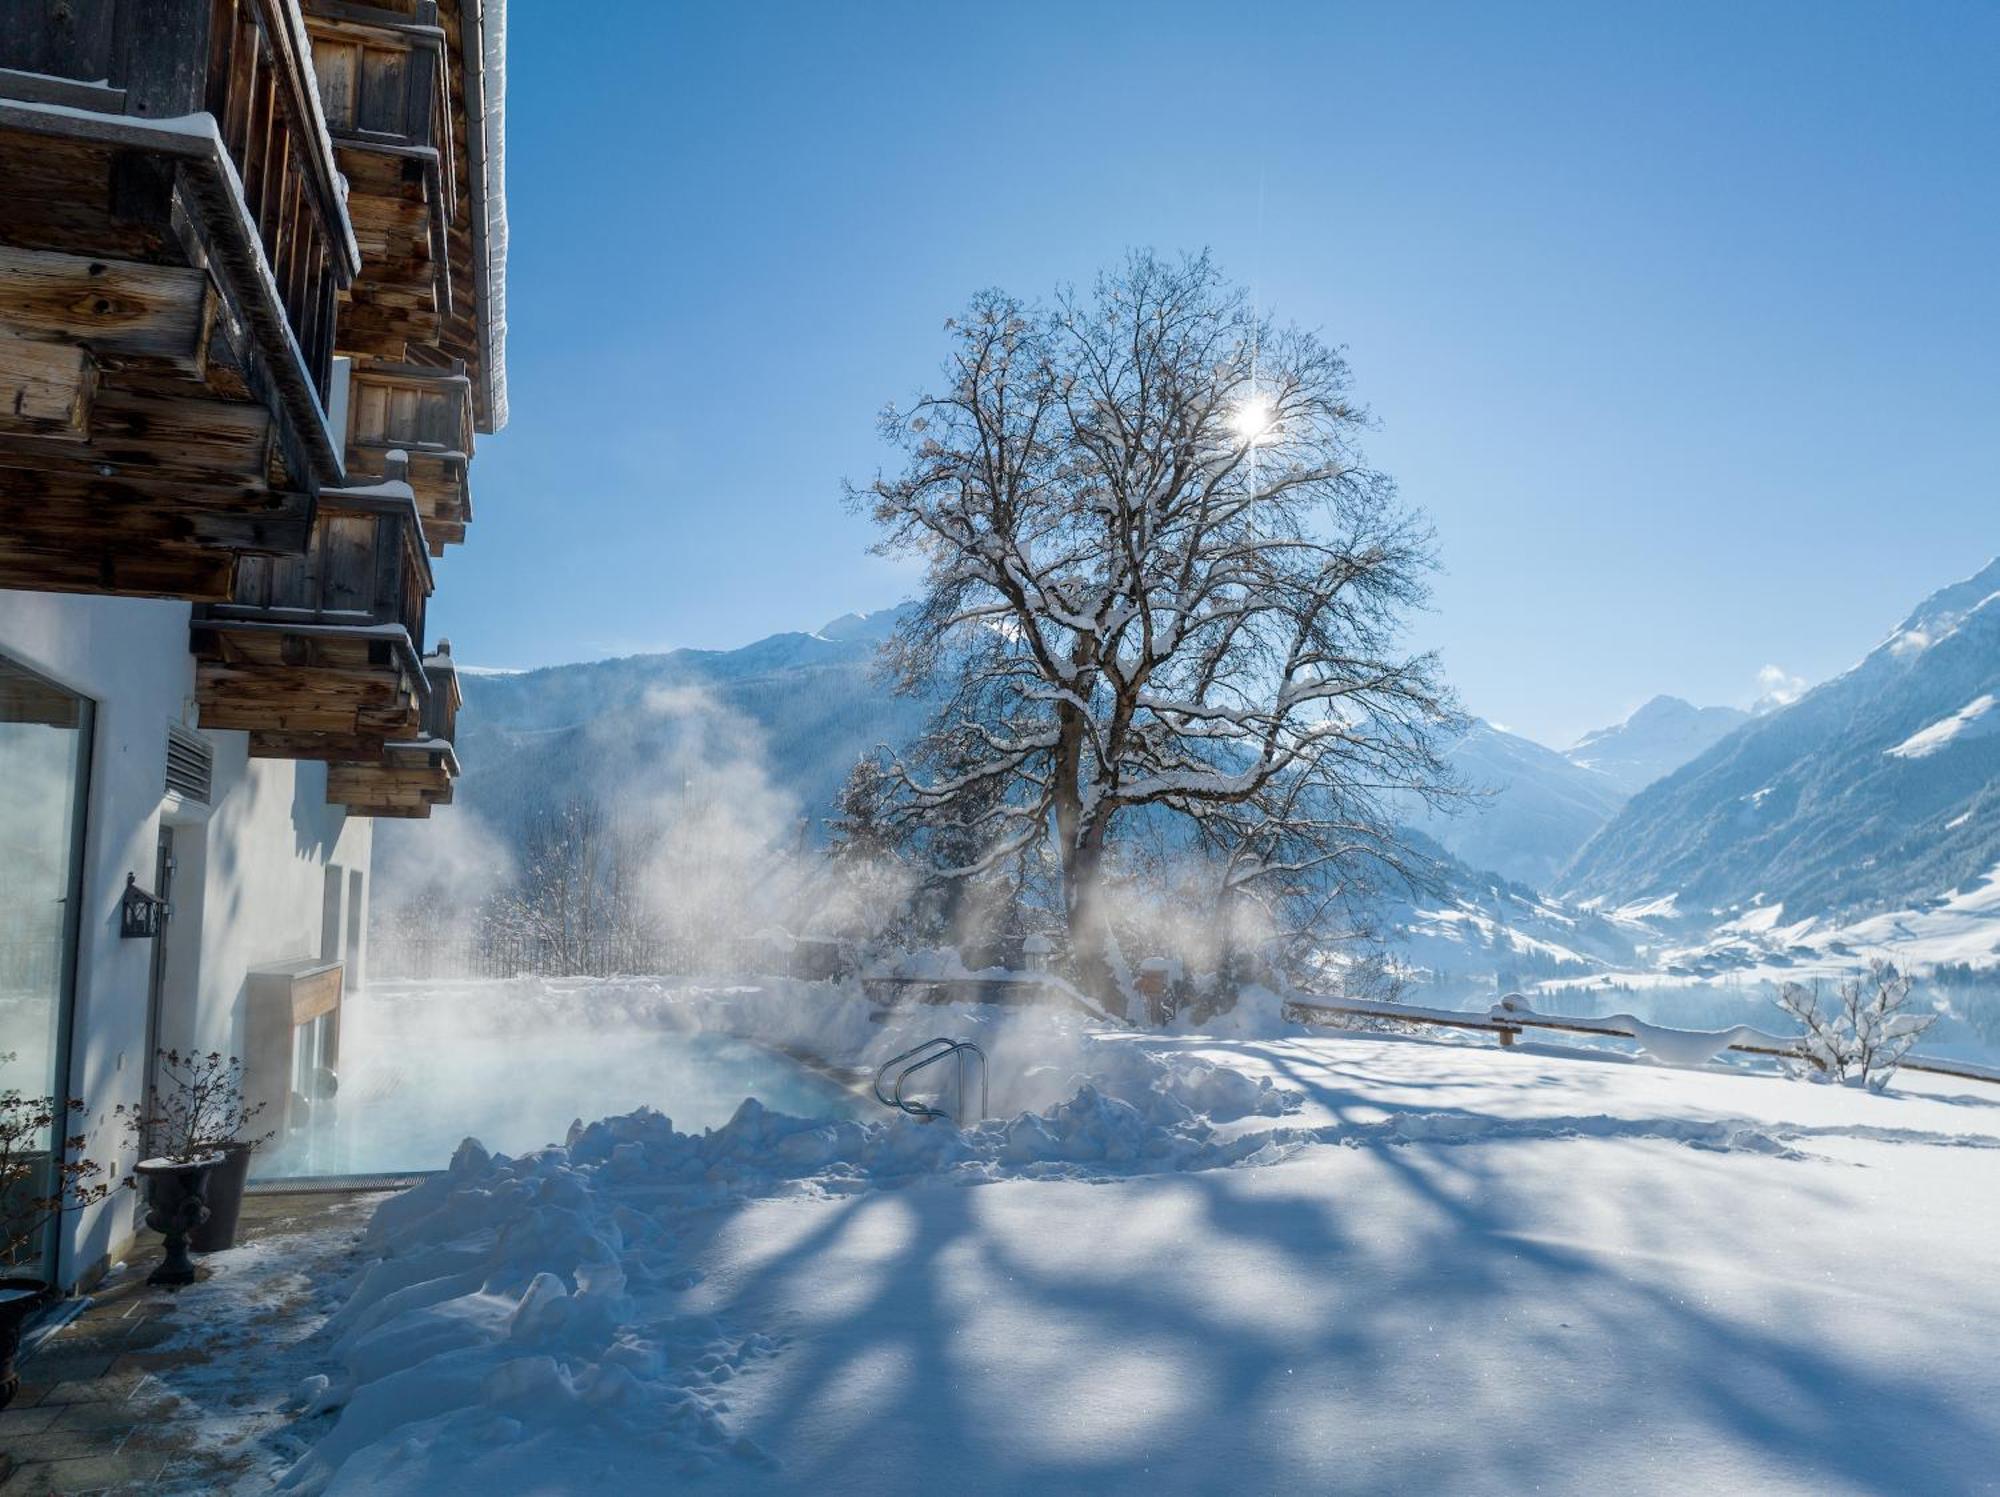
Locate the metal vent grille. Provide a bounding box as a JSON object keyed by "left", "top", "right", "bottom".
{"left": 165, "top": 725, "right": 213, "bottom": 804}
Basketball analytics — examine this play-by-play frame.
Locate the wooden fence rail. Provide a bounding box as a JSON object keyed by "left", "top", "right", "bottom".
{"left": 1283, "top": 993, "right": 2000, "bottom": 1090}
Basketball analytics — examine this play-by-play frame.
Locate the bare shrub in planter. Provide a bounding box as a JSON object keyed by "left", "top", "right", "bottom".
{"left": 118, "top": 1052, "right": 268, "bottom": 1260}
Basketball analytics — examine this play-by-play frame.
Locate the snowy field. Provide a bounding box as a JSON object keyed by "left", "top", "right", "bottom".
{"left": 254, "top": 979, "right": 2000, "bottom": 1496}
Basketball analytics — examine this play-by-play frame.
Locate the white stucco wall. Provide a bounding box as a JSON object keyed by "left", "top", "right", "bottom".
{"left": 0, "top": 590, "right": 369, "bottom": 1288}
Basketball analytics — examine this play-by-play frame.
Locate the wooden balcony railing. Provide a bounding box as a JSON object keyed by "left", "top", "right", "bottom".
{"left": 214, "top": 484, "right": 430, "bottom": 645}
{"left": 344, "top": 360, "right": 471, "bottom": 548}
{"left": 203, "top": 0, "right": 358, "bottom": 408}
{"left": 421, "top": 638, "right": 462, "bottom": 743}
{"left": 323, "top": 628, "right": 459, "bottom": 818}
{"left": 191, "top": 472, "right": 433, "bottom": 755}
{"left": 304, "top": 0, "right": 455, "bottom": 359}
{"left": 0, "top": 0, "right": 361, "bottom": 563}
{"left": 307, "top": 0, "right": 452, "bottom": 155}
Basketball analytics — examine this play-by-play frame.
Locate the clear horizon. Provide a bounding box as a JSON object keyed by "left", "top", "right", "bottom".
{"left": 439, "top": 0, "right": 1999, "bottom": 746}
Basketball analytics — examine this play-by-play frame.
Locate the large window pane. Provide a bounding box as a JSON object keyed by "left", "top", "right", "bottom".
{"left": 0, "top": 655, "right": 91, "bottom": 1275}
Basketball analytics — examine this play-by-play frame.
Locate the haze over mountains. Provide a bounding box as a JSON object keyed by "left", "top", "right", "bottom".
{"left": 389, "top": 560, "right": 2000, "bottom": 981}
{"left": 1409, "top": 722, "right": 1626, "bottom": 890}
{"left": 1564, "top": 697, "right": 1750, "bottom": 795}
{"left": 1405, "top": 697, "right": 1749, "bottom": 889}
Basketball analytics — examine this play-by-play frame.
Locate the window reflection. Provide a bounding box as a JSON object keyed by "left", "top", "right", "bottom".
{"left": 0, "top": 656, "right": 91, "bottom": 1274}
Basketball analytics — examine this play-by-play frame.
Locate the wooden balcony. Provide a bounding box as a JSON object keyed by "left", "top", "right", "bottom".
{"left": 326, "top": 637, "right": 459, "bottom": 817}
{"left": 0, "top": 0, "right": 361, "bottom": 598}
{"left": 363, "top": 0, "right": 501, "bottom": 431}
{"left": 343, "top": 359, "right": 471, "bottom": 549}
{"left": 304, "top": 1, "right": 455, "bottom": 360}
{"left": 191, "top": 476, "right": 432, "bottom": 758}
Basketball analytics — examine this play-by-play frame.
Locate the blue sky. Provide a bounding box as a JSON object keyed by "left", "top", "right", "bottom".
{"left": 437, "top": 0, "right": 1997, "bottom": 747}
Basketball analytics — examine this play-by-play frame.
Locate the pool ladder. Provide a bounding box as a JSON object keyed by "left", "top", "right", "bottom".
{"left": 873, "top": 1037, "right": 987, "bottom": 1126}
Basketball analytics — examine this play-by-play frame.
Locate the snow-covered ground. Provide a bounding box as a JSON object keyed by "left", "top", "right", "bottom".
{"left": 258, "top": 979, "right": 2000, "bottom": 1495}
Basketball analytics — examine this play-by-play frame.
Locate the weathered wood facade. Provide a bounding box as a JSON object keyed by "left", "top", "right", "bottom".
{"left": 0, "top": 0, "right": 359, "bottom": 596}
{"left": 305, "top": 1, "right": 454, "bottom": 358}
{"left": 0, "top": 0, "right": 504, "bottom": 815}
{"left": 326, "top": 638, "right": 458, "bottom": 816}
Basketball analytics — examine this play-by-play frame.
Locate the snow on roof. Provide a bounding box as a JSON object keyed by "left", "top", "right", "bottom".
{"left": 470, "top": 0, "right": 508, "bottom": 430}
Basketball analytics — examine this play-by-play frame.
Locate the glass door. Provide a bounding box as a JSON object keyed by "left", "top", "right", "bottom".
{"left": 0, "top": 654, "right": 92, "bottom": 1277}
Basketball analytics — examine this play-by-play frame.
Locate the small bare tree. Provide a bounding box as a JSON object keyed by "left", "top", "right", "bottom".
{"left": 855, "top": 250, "right": 1458, "bottom": 1001}
{"left": 1776, "top": 961, "right": 1937, "bottom": 1090}
{"left": 502, "top": 793, "right": 609, "bottom": 974}
{"left": 820, "top": 758, "right": 917, "bottom": 948}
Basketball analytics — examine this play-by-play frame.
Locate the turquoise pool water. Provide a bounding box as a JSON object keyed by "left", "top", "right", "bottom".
{"left": 261, "top": 1019, "right": 864, "bottom": 1178}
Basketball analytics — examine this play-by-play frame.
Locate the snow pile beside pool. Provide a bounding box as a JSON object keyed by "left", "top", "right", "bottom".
{"left": 279, "top": 1043, "right": 1301, "bottom": 1492}
{"left": 278, "top": 1132, "right": 779, "bottom": 1494}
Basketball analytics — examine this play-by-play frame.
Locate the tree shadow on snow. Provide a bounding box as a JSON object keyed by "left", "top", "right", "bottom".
{"left": 671, "top": 1126, "right": 1997, "bottom": 1497}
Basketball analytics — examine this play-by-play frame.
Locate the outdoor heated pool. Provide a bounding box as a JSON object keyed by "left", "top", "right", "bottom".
{"left": 261, "top": 1010, "right": 866, "bottom": 1178}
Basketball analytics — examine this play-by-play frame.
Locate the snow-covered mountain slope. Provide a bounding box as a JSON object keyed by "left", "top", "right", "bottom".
{"left": 1563, "top": 557, "right": 2000, "bottom": 923}
{"left": 1406, "top": 720, "right": 1627, "bottom": 889}
{"left": 380, "top": 606, "right": 931, "bottom": 864}
{"left": 1566, "top": 695, "right": 1750, "bottom": 794}
{"left": 1639, "top": 860, "right": 2000, "bottom": 986}
{"left": 1369, "top": 826, "right": 1640, "bottom": 995}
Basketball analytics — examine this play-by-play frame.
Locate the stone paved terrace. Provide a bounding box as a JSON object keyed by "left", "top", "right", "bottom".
{"left": 1, "top": 1188, "right": 396, "bottom": 1494}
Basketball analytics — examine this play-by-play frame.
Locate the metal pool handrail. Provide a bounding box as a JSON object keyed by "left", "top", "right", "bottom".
{"left": 873, "top": 1037, "right": 958, "bottom": 1111}
{"left": 875, "top": 1037, "right": 988, "bottom": 1126}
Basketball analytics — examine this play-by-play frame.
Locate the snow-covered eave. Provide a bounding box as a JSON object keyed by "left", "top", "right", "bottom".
{"left": 461, "top": 0, "right": 508, "bottom": 432}
{"left": 190, "top": 617, "right": 432, "bottom": 706}
{"left": 384, "top": 736, "right": 462, "bottom": 775}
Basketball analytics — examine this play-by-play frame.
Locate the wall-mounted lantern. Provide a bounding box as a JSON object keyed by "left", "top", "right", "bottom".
{"left": 120, "top": 873, "right": 165, "bottom": 939}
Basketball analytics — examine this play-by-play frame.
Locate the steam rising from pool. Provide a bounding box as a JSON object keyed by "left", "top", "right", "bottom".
{"left": 276, "top": 988, "right": 865, "bottom": 1177}
{"left": 340, "top": 672, "right": 1142, "bottom": 1183}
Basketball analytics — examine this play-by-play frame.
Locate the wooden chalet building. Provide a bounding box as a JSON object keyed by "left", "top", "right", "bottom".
{"left": 0, "top": 0, "right": 506, "bottom": 1289}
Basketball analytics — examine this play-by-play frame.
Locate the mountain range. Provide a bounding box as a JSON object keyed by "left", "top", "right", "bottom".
{"left": 383, "top": 559, "right": 2000, "bottom": 970}
{"left": 1405, "top": 696, "right": 1749, "bottom": 888}
{"left": 1563, "top": 696, "right": 1750, "bottom": 795}
{"left": 1408, "top": 721, "right": 1626, "bottom": 889}
{"left": 1563, "top": 558, "right": 2000, "bottom": 924}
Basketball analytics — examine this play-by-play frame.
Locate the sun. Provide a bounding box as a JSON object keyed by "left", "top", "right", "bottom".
{"left": 1227, "top": 393, "right": 1275, "bottom": 444}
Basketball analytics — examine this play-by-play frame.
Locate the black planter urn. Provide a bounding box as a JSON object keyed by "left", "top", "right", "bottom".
{"left": 135, "top": 1156, "right": 220, "bottom": 1287}
{"left": 189, "top": 1141, "right": 255, "bottom": 1254}
{"left": 0, "top": 1276, "right": 54, "bottom": 1410}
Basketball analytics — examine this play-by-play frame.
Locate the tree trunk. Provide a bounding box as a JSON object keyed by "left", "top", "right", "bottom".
{"left": 1062, "top": 821, "right": 1120, "bottom": 1012}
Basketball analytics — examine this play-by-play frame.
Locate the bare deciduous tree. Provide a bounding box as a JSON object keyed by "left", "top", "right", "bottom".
{"left": 855, "top": 250, "right": 1458, "bottom": 1001}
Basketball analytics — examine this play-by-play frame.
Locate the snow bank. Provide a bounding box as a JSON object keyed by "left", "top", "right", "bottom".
{"left": 280, "top": 1033, "right": 1304, "bottom": 1491}
{"left": 286, "top": 1065, "right": 1963, "bottom": 1491}
{"left": 284, "top": 972, "right": 2000, "bottom": 1493}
